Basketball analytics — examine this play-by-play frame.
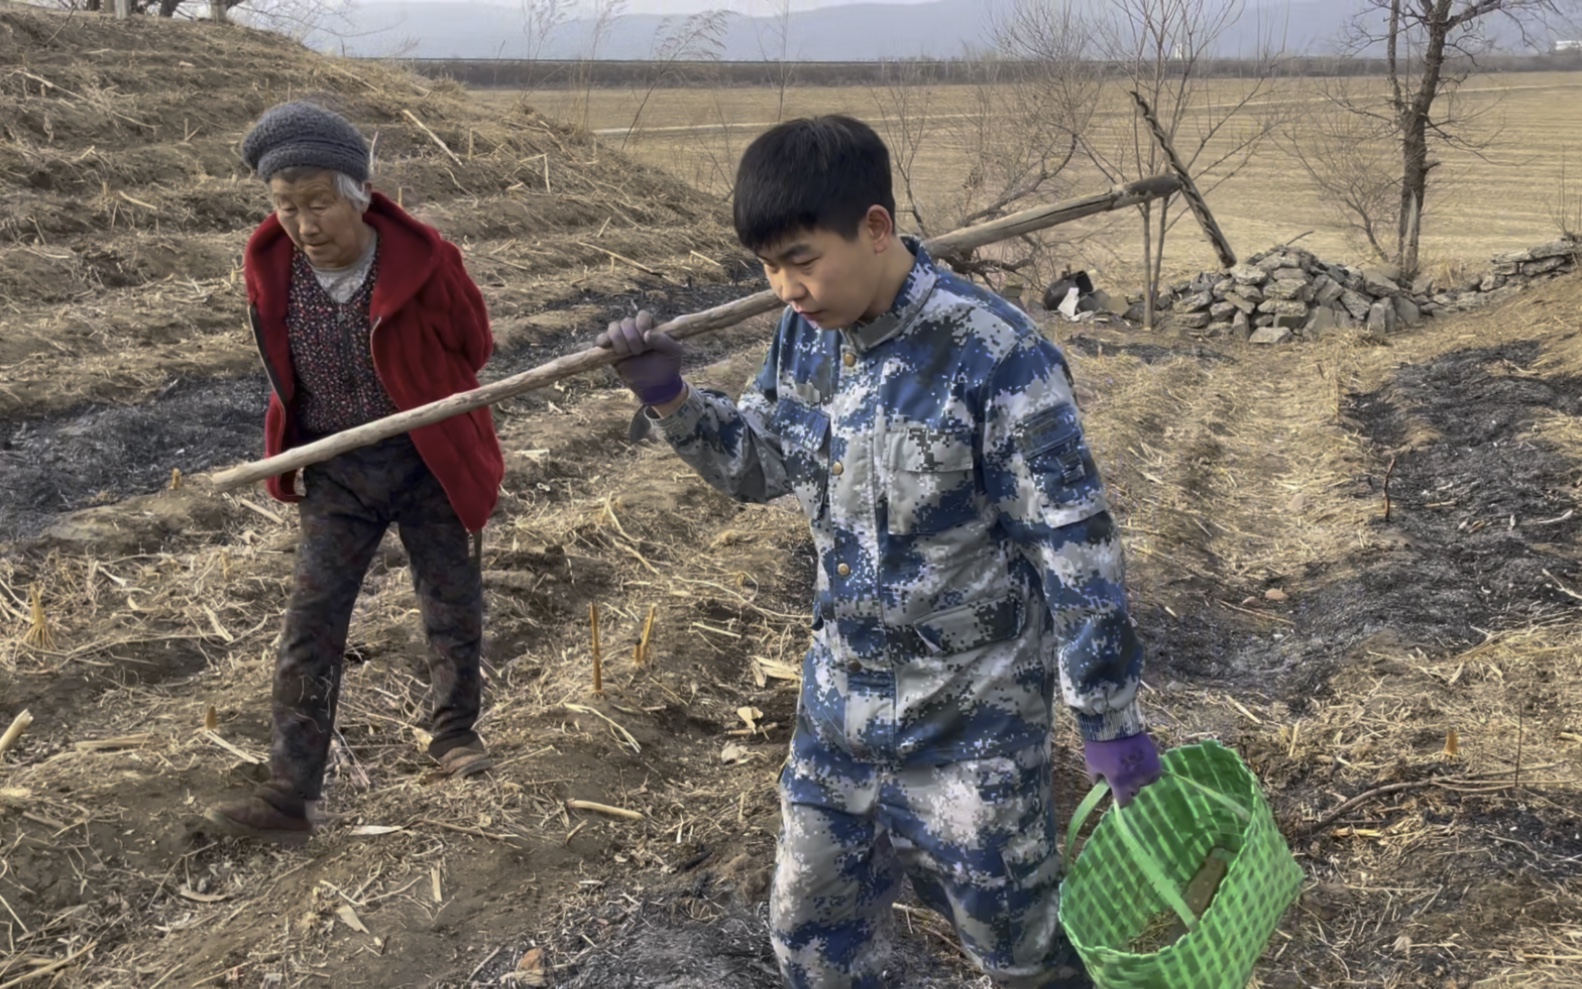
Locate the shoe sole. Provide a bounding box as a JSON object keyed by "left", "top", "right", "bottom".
{"left": 203, "top": 806, "right": 314, "bottom": 845}
{"left": 442, "top": 754, "right": 494, "bottom": 779}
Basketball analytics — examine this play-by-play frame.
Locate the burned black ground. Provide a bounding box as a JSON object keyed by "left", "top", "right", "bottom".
{"left": 1340, "top": 341, "right": 1582, "bottom": 638}
{"left": 0, "top": 278, "right": 765, "bottom": 546}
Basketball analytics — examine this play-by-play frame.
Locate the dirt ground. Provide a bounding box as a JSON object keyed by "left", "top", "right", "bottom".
{"left": 4, "top": 8, "right": 1581, "bottom": 989}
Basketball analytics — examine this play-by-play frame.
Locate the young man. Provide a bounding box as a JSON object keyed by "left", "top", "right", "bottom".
{"left": 598, "top": 115, "right": 1160, "bottom": 988}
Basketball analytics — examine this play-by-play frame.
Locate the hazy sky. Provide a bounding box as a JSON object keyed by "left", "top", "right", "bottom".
{"left": 378, "top": 0, "right": 939, "bottom": 12}
{"left": 624, "top": 0, "right": 928, "bottom": 10}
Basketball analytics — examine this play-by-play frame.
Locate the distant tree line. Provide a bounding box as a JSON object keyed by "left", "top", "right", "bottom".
{"left": 391, "top": 53, "right": 1582, "bottom": 91}
{"left": 43, "top": 0, "right": 243, "bottom": 17}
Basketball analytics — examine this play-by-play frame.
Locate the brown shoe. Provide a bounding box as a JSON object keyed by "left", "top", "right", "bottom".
{"left": 436, "top": 742, "right": 493, "bottom": 778}
{"left": 204, "top": 795, "right": 314, "bottom": 844}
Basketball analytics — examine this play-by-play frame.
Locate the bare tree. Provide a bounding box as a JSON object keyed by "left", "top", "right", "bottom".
{"left": 754, "top": 0, "right": 798, "bottom": 123}
{"left": 967, "top": 3, "right": 1105, "bottom": 286}
{"left": 519, "top": 0, "right": 568, "bottom": 98}
{"left": 1547, "top": 146, "right": 1582, "bottom": 240}
{"left": 869, "top": 59, "right": 937, "bottom": 236}
{"left": 573, "top": 0, "right": 627, "bottom": 135}
{"left": 231, "top": 0, "right": 353, "bottom": 38}
{"left": 1075, "top": 0, "right": 1284, "bottom": 329}
{"left": 869, "top": 9, "right": 1100, "bottom": 291}
{"left": 41, "top": 0, "right": 351, "bottom": 36}
{"left": 984, "top": 3, "right": 1099, "bottom": 227}
{"left": 1339, "top": 0, "right": 1572, "bottom": 279}
{"left": 1278, "top": 78, "right": 1404, "bottom": 261}
{"left": 622, "top": 11, "right": 729, "bottom": 150}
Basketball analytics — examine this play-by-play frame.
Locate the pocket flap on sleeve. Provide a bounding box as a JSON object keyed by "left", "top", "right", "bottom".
{"left": 1014, "top": 403, "right": 1081, "bottom": 458}
{"left": 1014, "top": 404, "right": 1089, "bottom": 485}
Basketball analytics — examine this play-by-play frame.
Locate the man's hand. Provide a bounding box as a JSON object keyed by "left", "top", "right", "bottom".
{"left": 597, "top": 310, "right": 686, "bottom": 412}
{"left": 1083, "top": 733, "right": 1163, "bottom": 808}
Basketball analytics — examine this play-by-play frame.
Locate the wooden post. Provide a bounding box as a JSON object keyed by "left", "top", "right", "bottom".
{"left": 208, "top": 175, "right": 1183, "bottom": 492}
{"left": 1129, "top": 90, "right": 1237, "bottom": 270}
{"left": 113, "top": 0, "right": 132, "bottom": 18}
{"left": 209, "top": 0, "right": 227, "bottom": 23}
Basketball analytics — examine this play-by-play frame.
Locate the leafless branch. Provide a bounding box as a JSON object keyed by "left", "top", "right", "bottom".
{"left": 1323, "top": 0, "right": 1566, "bottom": 275}
{"left": 1073, "top": 0, "right": 1283, "bottom": 327}
{"left": 621, "top": 10, "right": 728, "bottom": 151}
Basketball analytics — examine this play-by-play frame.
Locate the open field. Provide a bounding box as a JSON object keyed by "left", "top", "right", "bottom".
{"left": 483, "top": 72, "right": 1582, "bottom": 285}
{"left": 2, "top": 8, "right": 1580, "bottom": 988}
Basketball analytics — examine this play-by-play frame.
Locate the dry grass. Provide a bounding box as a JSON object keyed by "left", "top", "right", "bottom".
{"left": 485, "top": 71, "right": 1582, "bottom": 285}
{"left": 0, "top": 6, "right": 740, "bottom": 420}
{"left": 1050, "top": 279, "right": 1582, "bottom": 987}
{"left": 1074, "top": 334, "right": 1375, "bottom": 598}
{"left": 0, "top": 346, "right": 817, "bottom": 987}
{"left": 1260, "top": 623, "right": 1582, "bottom": 988}
{"left": 12, "top": 278, "right": 1580, "bottom": 986}
{"left": 4, "top": 291, "right": 1581, "bottom": 985}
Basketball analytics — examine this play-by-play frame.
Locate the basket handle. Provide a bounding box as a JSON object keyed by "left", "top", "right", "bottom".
{"left": 1064, "top": 778, "right": 1115, "bottom": 866}
{"left": 1064, "top": 773, "right": 1254, "bottom": 934}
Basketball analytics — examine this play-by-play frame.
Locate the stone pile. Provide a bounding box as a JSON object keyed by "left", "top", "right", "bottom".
{"left": 1146, "top": 238, "right": 1580, "bottom": 344}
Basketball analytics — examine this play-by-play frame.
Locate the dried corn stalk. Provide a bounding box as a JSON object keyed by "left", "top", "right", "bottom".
{"left": 590, "top": 603, "right": 604, "bottom": 696}
{"left": 22, "top": 584, "right": 55, "bottom": 650}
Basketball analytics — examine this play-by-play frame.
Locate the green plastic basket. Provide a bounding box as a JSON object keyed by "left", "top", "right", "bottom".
{"left": 1059, "top": 740, "right": 1304, "bottom": 989}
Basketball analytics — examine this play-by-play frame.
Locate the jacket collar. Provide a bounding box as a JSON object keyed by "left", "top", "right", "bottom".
{"left": 244, "top": 191, "right": 443, "bottom": 319}
{"left": 840, "top": 237, "right": 939, "bottom": 355}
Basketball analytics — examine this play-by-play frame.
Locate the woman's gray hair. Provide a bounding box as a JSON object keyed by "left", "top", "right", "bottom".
{"left": 332, "top": 171, "right": 372, "bottom": 211}
{"left": 272, "top": 165, "right": 373, "bottom": 212}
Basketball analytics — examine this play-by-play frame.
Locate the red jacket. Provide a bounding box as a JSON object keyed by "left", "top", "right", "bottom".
{"left": 245, "top": 192, "right": 504, "bottom": 533}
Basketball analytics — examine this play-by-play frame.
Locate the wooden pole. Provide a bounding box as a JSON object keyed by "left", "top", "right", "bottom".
{"left": 113, "top": 0, "right": 131, "bottom": 18}
{"left": 402, "top": 109, "right": 464, "bottom": 167}
{"left": 208, "top": 175, "right": 1182, "bottom": 493}
{"left": 1128, "top": 91, "right": 1237, "bottom": 270}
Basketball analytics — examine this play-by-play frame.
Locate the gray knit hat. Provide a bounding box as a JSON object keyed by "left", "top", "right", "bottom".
{"left": 240, "top": 101, "right": 370, "bottom": 183}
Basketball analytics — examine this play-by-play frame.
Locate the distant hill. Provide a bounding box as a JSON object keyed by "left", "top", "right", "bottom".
{"left": 318, "top": 0, "right": 1006, "bottom": 60}
{"left": 313, "top": 0, "right": 1556, "bottom": 62}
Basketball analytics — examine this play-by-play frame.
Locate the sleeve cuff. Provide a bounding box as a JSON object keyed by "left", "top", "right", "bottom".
{"left": 1074, "top": 698, "right": 1146, "bottom": 743}
{"left": 648, "top": 385, "right": 706, "bottom": 443}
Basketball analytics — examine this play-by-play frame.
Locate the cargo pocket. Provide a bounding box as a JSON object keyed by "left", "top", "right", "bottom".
{"left": 770, "top": 398, "right": 831, "bottom": 520}
{"left": 1014, "top": 403, "right": 1105, "bottom": 527}
{"left": 911, "top": 591, "right": 1026, "bottom": 655}
{"left": 885, "top": 424, "right": 976, "bottom": 535}
{"left": 998, "top": 808, "right": 1064, "bottom": 944}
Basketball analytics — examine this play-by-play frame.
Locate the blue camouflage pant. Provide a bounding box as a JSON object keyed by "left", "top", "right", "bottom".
{"left": 771, "top": 729, "right": 1092, "bottom": 988}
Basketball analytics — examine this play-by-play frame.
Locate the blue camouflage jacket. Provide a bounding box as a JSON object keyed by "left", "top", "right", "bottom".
{"left": 655, "top": 241, "right": 1145, "bottom": 765}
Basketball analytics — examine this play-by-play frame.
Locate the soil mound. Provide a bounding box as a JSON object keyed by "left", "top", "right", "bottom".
{"left": 0, "top": 4, "right": 738, "bottom": 419}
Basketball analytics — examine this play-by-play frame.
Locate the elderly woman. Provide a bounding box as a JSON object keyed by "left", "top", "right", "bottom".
{"left": 206, "top": 102, "right": 504, "bottom": 842}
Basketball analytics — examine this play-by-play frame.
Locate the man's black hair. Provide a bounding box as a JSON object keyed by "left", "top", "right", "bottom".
{"left": 733, "top": 115, "right": 896, "bottom": 253}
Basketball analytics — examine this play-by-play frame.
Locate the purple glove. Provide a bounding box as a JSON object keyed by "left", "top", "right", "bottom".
{"left": 597, "top": 310, "right": 684, "bottom": 407}
{"left": 1083, "top": 733, "right": 1162, "bottom": 808}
